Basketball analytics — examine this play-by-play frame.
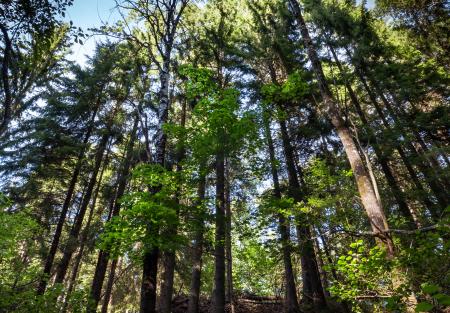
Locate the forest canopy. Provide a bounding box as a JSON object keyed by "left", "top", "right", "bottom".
{"left": 0, "top": 0, "right": 449, "bottom": 313}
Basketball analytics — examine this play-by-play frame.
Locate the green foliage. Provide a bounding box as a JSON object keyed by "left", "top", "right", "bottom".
{"left": 328, "top": 240, "right": 391, "bottom": 309}
{"left": 260, "top": 71, "right": 309, "bottom": 105}
{"left": 413, "top": 283, "right": 450, "bottom": 312}
{"left": 233, "top": 237, "right": 280, "bottom": 296}
{"left": 0, "top": 195, "right": 62, "bottom": 312}
{"left": 100, "top": 164, "right": 184, "bottom": 257}
{"left": 178, "top": 65, "right": 258, "bottom": 161}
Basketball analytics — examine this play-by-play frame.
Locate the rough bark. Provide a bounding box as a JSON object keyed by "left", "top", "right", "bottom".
{"left": 140, "top": 52, "right": 170, "bottom": 313}
{"left": 139, "top": 2, "right": 189, "bottom": 310}
{"left": 289, "top": 0, "right": 395, "bottom": 257}
{"left": 141, "top": 248, "right": 159, "bottom": 313}
{"left": 263, "top": 113, "right": 300, "bottom": 313}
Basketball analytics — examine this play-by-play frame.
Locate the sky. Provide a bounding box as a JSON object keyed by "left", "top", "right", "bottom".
{"left": 65, "top": 0, "right": 118, "bottom": 65}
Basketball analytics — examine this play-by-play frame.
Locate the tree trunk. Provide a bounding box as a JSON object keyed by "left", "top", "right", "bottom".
{"left": 187, "top": 172, "right": 207, "bottom": 313}
{"left": 53, "top": 132, "right": 110, "bottom": 285}
{"left": 37, "top": 105, "right": 100, "bottom": 294}
{"left": 88, "top": 117, "right": 139, "bottom": 313}
{"left": 278, "top": 116, "right": 328, "bottom": 312}
{"left": 316, "top": 227, "right": 338, "bottom": 281}
{"left": 159, "top": 100, "right": 187, "bottom": 313}
{"left": 289, "top": 0, "right": 395, "bottom": 257}
{"left": 313, "top": 238, "right": 330, "bottom": 298}
{"left": 263, "top": 112, "right": 300, "bottom": 313}
{"left": 356, "top": 67, "right": 446, "bottom": 216}
{"left": 101, "top": 258, "right": 119, "bottom": 313}
{"left": 224, "top": 160, "right": 234, "bottom": 313}
{"left": 141, "top": 248, "right": 159, "bottom": 313}
{"left": 213, "top": 151, "right": 226, "bottom": 313}
{"left": 0, "top": 24, "right": 12, "bottom": 137}
{"left": 61, "top": 152, "right": 108, "bottom": 312}
{"left": 374, "top": 83, "right": 450, "bottom": 200}
{"left": 327, "top": 43, "right": 420, "bottom": 228}
{"left": 141, "top": 59, "right": 171, "bottom": 313}
{"left": 346, "top": 47, "right": 448, "bottom": 213}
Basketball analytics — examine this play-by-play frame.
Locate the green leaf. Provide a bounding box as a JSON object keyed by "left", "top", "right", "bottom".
{"left": 415, "top": 302, "right": 434, "bottom": 312}
{"left": 421, "top": 283, "right": 440, "bottom": 295}
{"left": 434, "top": 293, "right": 450, "bottom": 306}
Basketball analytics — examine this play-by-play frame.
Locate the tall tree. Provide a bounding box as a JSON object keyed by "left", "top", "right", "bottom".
{"left": 288, "top": 0, "right": 395, "bottom": 256}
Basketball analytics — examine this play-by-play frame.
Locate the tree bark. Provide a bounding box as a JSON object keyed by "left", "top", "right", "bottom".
{"left": 100, "top": 258, "right": 119, "bottom": 313}
{"left": 224, "top": 160, "right": 234, "bottom": 313}
{"left": 313, "top": 238, "right": 330, "bottom": 298}
{"left": 140, "top": 55, "right": 170, "bottom": 313}
{"left": 159, "top": 100, "right": 187, "bottom": 313}
{"left": 141, "top": 248, "right": 159, "bottom": 313}
{"left": 187, "top": 172, "right": 207, "bottom": 313}
{"left": 0, "top": 24, "right": 12, "bottom": 137}
{"left": 278, "top": 116, "right": 328, "bottom": 312}
{"left": 214, "top": 151, "right": 226, "bottom": 313}
{"left": 289, "top": 0, "right": 395, "bottom": 258}
{"left": 343, "top": 43, "right": 448, "bottom": 213}
{"left": 263, "top": 112, "right": 300, "bottom": 313}
{"left": 327, "top": 43, "right": 420, "bottom": 228}
{"left": 353, "top": 65, "right": 446, "bottom": 217}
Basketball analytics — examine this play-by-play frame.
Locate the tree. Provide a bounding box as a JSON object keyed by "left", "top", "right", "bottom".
{"left": 0, "top": 0, "right": 77, "bottom": 137}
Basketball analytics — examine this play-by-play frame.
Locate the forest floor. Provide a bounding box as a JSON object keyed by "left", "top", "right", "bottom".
{"left": 171, "top": 295, "right": 283, "bottom": 313}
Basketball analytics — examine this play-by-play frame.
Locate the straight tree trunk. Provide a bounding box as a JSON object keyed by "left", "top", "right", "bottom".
{"left": 313, "top": 238, "right": 330, "bottom": 298}
{"left": 0, "top": 24, "right": 12, "bottom": 137}
{"left": 159, "top": 253, "right": 176, "bottom": 313}
{"left": 213, "top": 151, "right": 226, "bottom": 313}
{"left": 289, "top": 0, "right": 395, "bottom": 257}
{"left": 224, "top": 160, "right": 234, "bottom": 313}
{"left": 53, "top": 132, "right": 110, "bottom": 285}
{"left": 61, "top": 152, "right": 108, "bottom": 312}
{"left": 187, "top": 172, "right": 207, "bottom": 313}
{"left": 88, "top": 117, "right": 139, "bottom": 313}
{"left": 278, "top": 117, "right": 328, "bottom": 312}
{"left": 263, "top": 112, "right": 300, "bottom": 313}
{"left": 37, "top": 104, "right": 100, "bottom": 294}
{"left": 141, "top": 59, "right": 171, "bottom": 313}
{"left": 159, "top": 100, "right": 187, "bottom": 313}
{"left": 101, "top": 258, "right": 119, "bottom": 313}
{"left": 316, "top": 227, "right": 338, "bottom": 281}
{"left": 141, "top": 248, "right": 159, "bottom": 313}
